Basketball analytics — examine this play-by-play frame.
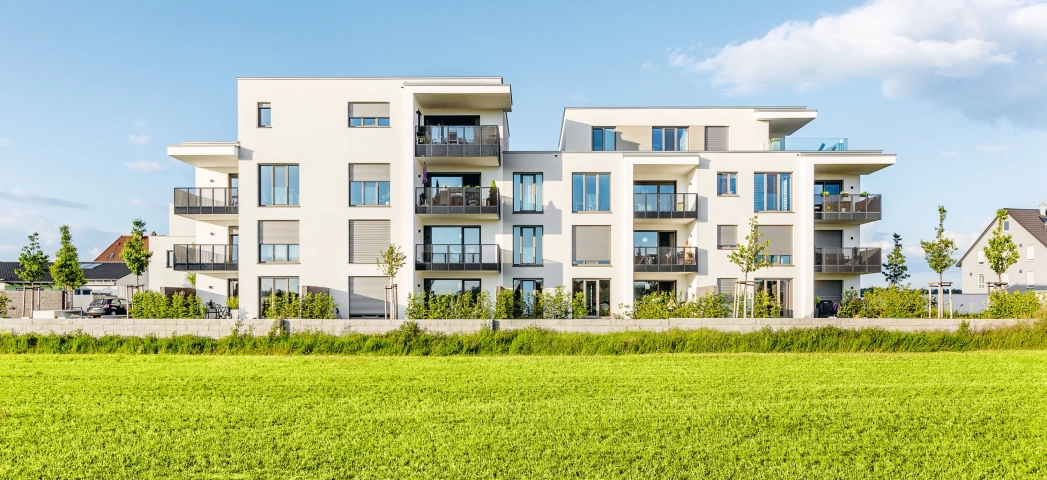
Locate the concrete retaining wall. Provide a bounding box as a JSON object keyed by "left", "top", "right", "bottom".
{"left": 0, "top": 317, "right": 1030, "bottom": 338}
{"left": 1, "top": 291, "right": 65, "bottom": 318}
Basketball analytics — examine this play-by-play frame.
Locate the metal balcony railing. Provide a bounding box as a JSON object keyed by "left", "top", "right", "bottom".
{"left": 415, "top": 244, "right": 501, "bottom": 271}
{"left": 814, "top": 194, "right": 882, "bottom": 222}
{"left": 814, "top": 247, "right": 882, "bottom": 273}
{"left": 172, "top": 244, "right": 238, "bottom": 271}
{"left": 415, "top": 187, "right": 500, "bottom": 216}
{"left": 633, "top": 193, "right": 699, "bottom": 219}
{"left": 415, "top": 125, "right": 500, "bottom": 157}
{"left": 767, "top": 137, "right": 849, "bottom": 151}
{"left": 174, "top": 188, "right": 238, "bottom": 215}
{"left": 633, "top": 246, "right": 699, "bottom": 273}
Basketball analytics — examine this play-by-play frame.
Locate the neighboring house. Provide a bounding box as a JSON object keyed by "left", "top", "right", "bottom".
{"left": 958, "top": 205, "right": 1047, "bottom": 293}
{"left": 0, "top": 261, "right": 141, "bottom": 297}
{"left": 156, "top": 76, "right": 895, "bottom": 319}
{"left": 95, "top": 235, "right": 151, "bottom": 262}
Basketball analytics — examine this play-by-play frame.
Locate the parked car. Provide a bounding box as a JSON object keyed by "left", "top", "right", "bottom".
{"left": 86, "top": 298, "right": 128, "bottom": 317}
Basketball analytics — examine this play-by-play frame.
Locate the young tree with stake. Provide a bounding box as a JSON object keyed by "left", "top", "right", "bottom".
{"left": 376, "top": 243, "right": 406, "bottom": 319}
{"left": 882, "top": 233, "right": 910, "bottom": 286}
{"left": 920, "top": 206, "right": 958, "bottom": 318}
{"left": 50, "top": 225, "right": 86, "bottom": 310}
{"left": 727, "top": 216, "right": 773, "bottom": 318}
{"left": 16, "top": 232, "right": 49, "bottom": 316}
{"left": 983, "top": 209, "right": 1019, "bottom": 289}
{"left": 120, "top": 218, "right": 152, "bottom": 289}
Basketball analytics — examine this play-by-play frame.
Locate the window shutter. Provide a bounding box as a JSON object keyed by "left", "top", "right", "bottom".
{"left": 258, "top": 221, "right": 299, "bottom": 244}
{"left": 704, "top": 126, "right": 729, "bottom": 151}
{"left": 573, "top": 226, "right": 611, "bottom": 262}
{"left": 814, "top": 280, "right": 844, "bottom": 303}
{"left": 1028, "top": 245, "right": 1035, "bottom": 261}
{"left": 350, "top": 164, "right": 390, "bottom": 182}
{"left": 757, "top": 225, "right": 793, "bottom": 255}
{"left": 349, "top": 102, "right": 390, "bottom": 117}
{"left": 349, "top": 277, "right": 387, "bottom": 317}
{"left": 349, "top": 220, "right": 390, "bottom": 264}
{"left": 717, "top": 278, "right": 737, "bottom": 295}
{"left": 718, "top": 225, "right": 738, "bottom": 248}
{"left": 754, "top": 174, "right": 765, "bottom": 211}
{"left": 977, "top": 251, "right": 986, "bottom": 264}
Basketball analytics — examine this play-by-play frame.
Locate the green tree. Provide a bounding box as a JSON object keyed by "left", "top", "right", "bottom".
{"left": 120, "top": 218, "right": 152, "bottom": 287}
{"left": 49, "top": 225, "right": 86, "bottom": 310}
{"left": 376, "top": 243, "right": 407, "bottom": 319}
{"left": 984, "top": 209, "right": 1020, "bottom": 287}
{"left": 882, "top": 233, "right": 910, "bottom": 286}
{"left": 186, "top": 272, "right": 197, "bottom": 289}
{"left": 920, "top": 206, "right": 958, "bottom": 318}
{"left": 16, "top": 232, "right": 50, "bottom": 314}
{"left": 728, "top": 216, "right": 773, "bottom": 317}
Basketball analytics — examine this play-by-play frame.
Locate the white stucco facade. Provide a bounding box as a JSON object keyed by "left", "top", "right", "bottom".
{"left": 152, "top": 77, "right": 895, "bottom": 319}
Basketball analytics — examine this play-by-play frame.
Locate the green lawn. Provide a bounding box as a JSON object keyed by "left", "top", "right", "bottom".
{"left": 1, "top": 353, "right": 1046, "bottom": 479}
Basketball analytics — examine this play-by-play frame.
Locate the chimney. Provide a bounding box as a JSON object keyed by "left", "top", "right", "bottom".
{"left": 1039, "top": 203, "right": 1046, "bottom": 217}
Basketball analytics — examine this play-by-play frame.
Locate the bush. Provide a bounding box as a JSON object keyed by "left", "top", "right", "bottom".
{"left": 837, "top": 286, "right": 927, "bottom": 319}
{"left": 986, "top": 290, "right": 1045, "bottom": 319}
{"left": 262, "top": 292, "right": 301, "bottom": 319}
{"left": 837, "top": 289, "right": 863, "bottom": 318}
{"left": 226, "top": 296, "right": 239, "bottom": 310}
{"left": 0, "top": 293, "right": 10, "bottom": 318}
{"left": 621, "top": 292, "right": 734, "bottom": 319}
{"left": 415, "top": 287, "right": 586, "bottom": 320}
{"left": 301, "top": 293, "right": 336, "bottom": 319}
{"left": 130, "top": 291, "right": 206, "bottom": 319}
{"left": 404, "top": 291, "right": 494, "bottom": 320}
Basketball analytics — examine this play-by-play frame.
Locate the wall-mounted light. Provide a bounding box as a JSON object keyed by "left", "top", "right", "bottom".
{"left": 416, "top": 110, "right": 422, "bottom": 126}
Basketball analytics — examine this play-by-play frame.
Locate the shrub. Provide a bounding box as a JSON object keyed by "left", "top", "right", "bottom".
{"left": 130, "top": 291, "right": 206, "bottom": 319}
{"left": 404, "top": 291, "right": 494, "bottom": 320}
{"left": 837, "top": 289, "right": 863, "bottom": 318}
{"left": 860, "top": 286, "right": 927, "bottom": 318}
{"left": 263, "top": 292, "right": 301, "bottom": 319}
{"left": 542, "top": 286, "right": 573, "bottom": 320}
{"left": 226, "top": 296, "right": 239, "bottom": 310}
{"left": 751, "top": 291, "right": 782, "bottom": 318}
{"left": 570, "top": 292, "right": 589, "bottom": 319}
{"left": 301, "top": 293, "right": 336, "bottom": 319}
{"left": 986, "top": 290, "right": 1045, "bottom": 319}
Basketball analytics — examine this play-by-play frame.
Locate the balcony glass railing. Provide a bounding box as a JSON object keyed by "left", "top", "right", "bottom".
{"left": 814, "top": 247, "right": 882, "bottom": 273}
{"left": 172, "top": 244, "right": 238, "bottom": 271}
{"left": 174, "top": 187, "right": 238, "bottom": 214}
{"left": 415, "top": 125, "right": 500, "bottom": 157}
{"left": 814, "top": 193, "right": 882, "bottom": 221}
{"left": 415, "top": 187, "right": 500, "bottom": 215}
{"left": 767, "top": 137, "right": 848, "bottom": 151}
{"left": 633, "top": 246, "right": 698, "bottom": 272}
{"left": 415, "top": 244, "right": 501, "bottom": 271}
{"left": 633, "top": 193, "right": 698, "bottom": 218}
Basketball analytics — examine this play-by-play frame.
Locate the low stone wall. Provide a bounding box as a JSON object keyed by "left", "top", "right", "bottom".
{"left": 0, "top": 317, "right": 1031, "bottom": 338}
{"left": 1, "top": 291, "right": 64, "bottom": 318}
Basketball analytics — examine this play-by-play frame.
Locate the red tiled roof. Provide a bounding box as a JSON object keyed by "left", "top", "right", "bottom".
{"left": 95, "top": 235, "right": 149, "bottom": 262}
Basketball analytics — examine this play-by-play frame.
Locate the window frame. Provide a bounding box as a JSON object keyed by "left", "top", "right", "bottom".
{"left": 754, "top": 172, "right": 792, "bottom": 212}
{"left": 513, "top": 225, "right": 543, "bottom": 266}
{"left": 259, "top": 164, "right": 300, "bottom": 206}
{"left": 350, "top": 180, "right": 391, "bottom": 206}
{"left": 717, "top": 172, "right": 738, "bottom": 196}
{"left": 652, "top": 127, "right": 687, "bottom": 152}
{"left": 259, "top": 276, "right": 299, "bottom": 315}
{"left": 591, "top": 127, "right": 616, "bottom": 151}
{"left": 513, "top": 173, "right": 544, "bottom": 213}
{"left": 572, "top": 173, "right": 611, "bottom": 213}
{"left": 259, "top": 244, "right": 301, "bottom": 264}
{"left": 423, "top": 279, "right": 481, "bottom": 297}
{"left": 258, "top": 103, "right": 271, "bottom": 128}
{"left": 977, "top": 274, "right": 985, "bottom": 290}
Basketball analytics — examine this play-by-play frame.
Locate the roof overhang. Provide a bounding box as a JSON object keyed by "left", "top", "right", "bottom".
{"left": 168, "top": 142, "right": 239, "bottom": 171}
{"left": 807, "top": 152, "right": 895, "bottom": 175}
{"left": 409, "top": 84, "right": 512, "bottom": 111}
{"left": 756, "top": 109, "right": 818, "bottom": 137}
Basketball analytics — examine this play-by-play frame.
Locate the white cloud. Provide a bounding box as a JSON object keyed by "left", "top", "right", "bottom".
{"left": 0, "top": 188, "right": 88, "bottom": 209}
{"left": 133, "top": 119, "right": 146, "bottom": 128}
{"left": 123, "top": 160, "right": 168, "bottom": 172}
{"left": 640, "top": 61, "right": 658, "bottom": 72}
{"left": 128, "top": 134, "right": 152, "bottom": 145}
{"left": 975, "top": 143, "right": 1009, "bottom": 155}
{"left": 88, "top": 247, "right": 102, "bottom": 258}
{"left": 0, "top": 137, "right": 11, "bottom": 148}
{"left": 130, "top": 198, "right": 146, "bottom": 207}
{"left": 669, "top": 0, "right": 1047, "bottom": 126}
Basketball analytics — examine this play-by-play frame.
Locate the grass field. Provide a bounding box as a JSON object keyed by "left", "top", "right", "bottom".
{"left": 1, "top": 353, "right": 1046, "bottom": 479}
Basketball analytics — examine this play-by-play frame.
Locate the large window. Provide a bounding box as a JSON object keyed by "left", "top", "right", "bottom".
{"left": 514, "top": 279, "right": 544, "bottom": 313}
{"left": 573, "top": 225, "right": 611, "bottom": 265}
{"left": 754, "top": 173, "right": 791, "bottom": 212}
{"left": 349, "top": 164, "right": 391, "bottom": 206}
{"left": 717, "top": 172, "right": 737, "bottom": 196}
{"left": 348, "top": 102, "right": 390, "bottom": 127}
{"left": 259, "top": 221, "right": 300, "bottom": 263}
{"left": 349, "top": 220, "right": 390, "bottom": 264}
{"left": 652, "top": 127, "right": 687, "bottom": 151}
{"left": 424, "top": 279, "right": 481, "bottom": 296}
{"left": 756, "top": 225, "right": 793, "bottom": 265}
{"left": 633, "top": 182, "right": 675, "bottom": 212}
{"left": 572, "top": 279, "right": 610, "bottom": 317}
{"left": 349, "top": 277, "right": 386, "bottom": 318}
{"left": 633, "top": 281, "right": 675, "bottom": 300}
{"left": 513, "top": 226, "right": 543, "bottom": 266}
{"left": 572, "top": 173, "right": 611, "bottom": 212}
{"left": 424, "top": 226, "right": 481, "bottom": 264}
{"left": 592, "top": 127, "right": 615, "bottom": 151}
{"left": 260, "top": 276, "right": 299, "bottom": 315}
{"left": 258, "top": 103, "right": 271, "bottom": 128}
{"left": 260, "top": 165, "right": 300, "bottom": 206}
{"left": 513, "top": 173, "right": 543, "bottom": 212}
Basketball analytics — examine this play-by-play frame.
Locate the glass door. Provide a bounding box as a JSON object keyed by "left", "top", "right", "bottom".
{"left": 425, "top": 226, "right": 480, "bottom": 264}
{"left": 633, "top": 182, "right": 675, "bottom": 212}
{"left": 756, "top": 279, "right": 792, "bottom": 317}
{"left": 814, "top": 181, "right": 842, "bottom": 212}
{"left": 573, "top": 279, "right": 611, "bottom": 317}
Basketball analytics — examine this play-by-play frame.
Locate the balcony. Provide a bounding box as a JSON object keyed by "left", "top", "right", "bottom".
{"left": 633, "top": 193, "right": 698, "bottom": 221}
{"left": 767, "top": 137, "right": 848, "bottom": 151}
{"left": 174, "top": 188, "right": 238, "bottom": 224}
{"left": 814, "top": 247, "right": 882, "bottom": 274}
{"left": 415, "top": 244, "right": 501, "bottom": 272}
{"left": 814, "top": 194, "right": 882, "bottom": 223}
{"left": 171, "top": 244, "right": 238, "bottom": 273}
{"left": 415, "top": 125, "right": 500, "bottom": 166}
{"left": 633, "top": 247, "right": 699, "bottom": 273}
{"left": 415, "top": 187, "right": 500, "bottom": 218}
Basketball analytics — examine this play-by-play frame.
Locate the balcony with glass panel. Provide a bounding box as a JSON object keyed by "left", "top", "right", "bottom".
{"left": 633, "top": 193, "right": 698, "bottom": 221}
{"left": 814, "top": 247, "right": 882, "bottom": 274}
{"left": 633, "top": 246, "right": 699, "bottom": 273}
{"left": 814, "top": 193, "right": 882, "bottom": 224}
{"left": 415, "top": 125, "right": 500, "bottom": 166}
{"left": 415, "top": 187, "right": 500, "bottom": 218}
{"left": 171, "top": 244, "right": 238, "bottom": 275}
{"left": 415, "top": 244, "right": 501, "bottom": 272}
{"left": 767, "top": 137, "right": 849, "bottom": 151}
{"left": 173, "top": 187, "right": 238, "bottom": 224}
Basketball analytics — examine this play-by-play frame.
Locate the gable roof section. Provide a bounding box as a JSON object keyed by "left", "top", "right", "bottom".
{"left": 94, "top": 235, "right": 149, "bottom": 262}
{"left": 957, "top": 208, "right": 1047, "bottom": 266}
{"left": 0, "top": 261, "right": 132, "bottom": 284}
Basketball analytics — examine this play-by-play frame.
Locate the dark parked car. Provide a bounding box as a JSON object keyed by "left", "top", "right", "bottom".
{"left": 86, "top": 298, "right": 128, "bottom": 317}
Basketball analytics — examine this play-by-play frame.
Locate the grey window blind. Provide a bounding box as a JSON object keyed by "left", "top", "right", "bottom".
{"left": 815, "top": 280, "right": 844, "bottom": 303}
{"left": 350, "top": 164, "right": 390, "bottom": 182}
{"left": 717, "top": 225, "right": 738, "bottom": 248}
{"left": 258, "top": 221, "right": 299, "bottom": 244}
{"left": 349, "top": 277, "right": 387, "bottom": 317}
{"left": 349, "top": 102, "right": 390, "bottom": 117}
{"left": 757, "top": 225, "right": 793, "bottom": 255}
{"left": 349, "top": 220, "right": 390, "bottom": 263}
{"left": 717, "top": 278, "right": 737, "bottom": 295}
{"left": 704, "top": 126, "right": 729, "bottom": 151}
{"left": 573, "top": 226, "right": 611, "bottom": 262}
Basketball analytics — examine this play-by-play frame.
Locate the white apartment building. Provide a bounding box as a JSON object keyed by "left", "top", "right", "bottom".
{"left": 155, "top": 76, "right": 895, "bottom": 319}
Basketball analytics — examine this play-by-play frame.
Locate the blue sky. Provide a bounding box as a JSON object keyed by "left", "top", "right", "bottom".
{"left": 1, "top": 0, "right": 1046, "bottom": 287}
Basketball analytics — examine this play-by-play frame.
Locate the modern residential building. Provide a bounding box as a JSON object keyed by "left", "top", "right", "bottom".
{"left": 155, "top": 76, "right": 895, "bottom": 319}
{"left": 958, "top": 205, "right": 1047, "bottom": 292}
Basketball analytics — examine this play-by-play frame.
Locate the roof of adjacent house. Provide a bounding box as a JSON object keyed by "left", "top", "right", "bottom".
{"left": 0, "top": 261, "right": 132, "bottom": 284}
{"left": 94, "top": 235, "right": 149, "bottom": 262}
{"left": 958, "top": 208, "right": 1047, "bottom": 266}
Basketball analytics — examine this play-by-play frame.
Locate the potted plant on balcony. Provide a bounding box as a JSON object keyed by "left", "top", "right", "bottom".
{"left": 821, "top": 191, "right": 830, "bottom": 197}
{"left": 487, "top": 180, "right": 498, "bottom": 207}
